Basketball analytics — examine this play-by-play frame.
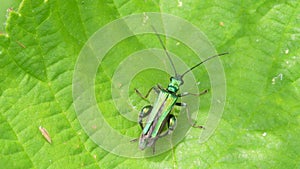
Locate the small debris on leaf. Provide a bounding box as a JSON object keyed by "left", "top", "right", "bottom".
{"left": 39, "top": 126, "right": 52, "bottom": 144}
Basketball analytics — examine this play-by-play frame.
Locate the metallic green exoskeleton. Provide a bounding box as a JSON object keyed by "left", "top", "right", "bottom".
{"left": 133, "top": 26, "right": 228, "bottom": 153}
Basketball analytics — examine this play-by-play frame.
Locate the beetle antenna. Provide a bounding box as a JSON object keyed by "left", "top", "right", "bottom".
{"left": 151, "top": 25, "right": 178, "bottom": 76}
{"left": 181, "top": 52, "right": 229, "bottom": 78}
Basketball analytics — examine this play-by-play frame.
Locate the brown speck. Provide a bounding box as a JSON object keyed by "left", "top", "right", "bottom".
{"left": 16, "top": 41, "right": 26, "bottom": 48}
{"left": 39, "top": 126, "right": 52, "bottom": 144}
{"left": 118, "top": 83, "right": 122, "bottom": 88}
{"left": 7, "top": 8, "right": 13, "bottom": 13}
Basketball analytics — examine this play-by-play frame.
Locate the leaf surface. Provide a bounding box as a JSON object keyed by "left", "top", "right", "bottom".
{"left": 0, "top": 0, "right": 299, "bottom": 168}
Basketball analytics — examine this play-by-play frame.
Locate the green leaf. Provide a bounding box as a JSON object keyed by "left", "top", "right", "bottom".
{"left": 0, "top": 0, "right": 22, "bottom": 32}
{"left": 1, "top": 0, "right": 299, "bottom": 168}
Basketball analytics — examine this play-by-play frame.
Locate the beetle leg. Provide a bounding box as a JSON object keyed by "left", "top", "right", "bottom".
{"left": 139, "top": 105, "right": 153, "bottom": 129}
{"left": 152, "top": 142, "right": 156, "bottom": 154}
{"left": 175, "top": 102, "right": 204, "bottom": 129}
{"left": 148, "top": 115, "right": 177, "bottom": 154}
{"left": 167, "top": 114, "right": 177, "bottom": 132}
{"left": 164, "top": 114, "right": 177, "bottom": 136}
{"left": 156, "top": 84, "right": 164, "bottom": 90}
{"left": 156, "top": 114, "right": 177, "bottom": 138}
{"left": 135, "top": 86, "right": 160, "bottom": 100}
{"left": 130, "top": 138, "right": 138, "bottom": 142}
{"left": 178, "top": 89, "right": 208, "bottom": 97}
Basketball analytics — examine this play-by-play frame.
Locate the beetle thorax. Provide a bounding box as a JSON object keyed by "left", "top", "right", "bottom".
{"left": 167, "top": 76, "right": 183, "bottom": 93}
